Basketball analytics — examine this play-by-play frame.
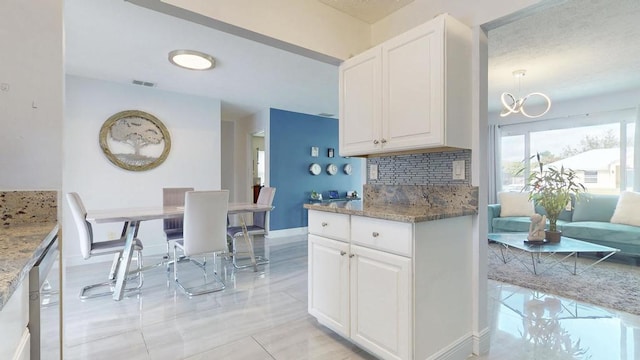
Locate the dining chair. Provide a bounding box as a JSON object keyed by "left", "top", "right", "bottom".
{"left": 162, "top": 187, "right": 194, "bottom": 261}
{"left": 227, "top": 187, "right": 276, "bottom": 269}
{"left": 173, "top": 190, "right": 229, "bottom": 296}
{"left": 66, "top": 192, "right": 145, "bottom": 299}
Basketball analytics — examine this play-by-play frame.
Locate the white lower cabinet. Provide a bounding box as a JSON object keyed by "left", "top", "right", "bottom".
{"left": 308, "top": 210, "right": 473, "bottom": 360}
{"left": 350, "top": 244, "right": 411, "bottom": 360}
{"left": 308, "top": 234, "right": 350, "bottom": 337}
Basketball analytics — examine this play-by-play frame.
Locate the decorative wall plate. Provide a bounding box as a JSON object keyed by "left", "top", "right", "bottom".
{"left": 326, "top": 163, "right": 338, "bottom": 175}
{"left": 99, "top": 110, "right": 171, "bottom": 171}
{"left": 309, "top": 163, "right": 321, "bottom": 175}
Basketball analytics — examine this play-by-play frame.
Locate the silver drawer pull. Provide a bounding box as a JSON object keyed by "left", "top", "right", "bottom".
{"left": 372, "top": 232, "right": 379, "bottom": 237}
{"left": 349, "top": 254, "right": 355, "bottom": 258}
{"left": 373, "top": 139, "right": 379, "bottom": 145}
{"left": 321, "top": 222, "right": 328, "bottom": 227}
{"left": 340, "top": 251, "right": 346, "bottom": 256}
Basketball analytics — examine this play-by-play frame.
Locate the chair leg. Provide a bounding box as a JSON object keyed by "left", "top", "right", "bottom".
{"left": 231, "top": 235, "right": 269, "bottom": 269}
{"left": 173, "top": 246, "right": 225, "bottom": 296}
{"left": 79, "top": 250, "right": 145, "bottom": 300}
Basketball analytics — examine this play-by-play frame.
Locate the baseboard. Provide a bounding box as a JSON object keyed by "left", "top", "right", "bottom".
{"left": 472, "top": 327, "right": 491, "bottom": 356}
{"left": 266, "top": 227, "right": 308, "bottom": 239}
{"left": 426, "top": 332, "right": 473, "bottom": 360}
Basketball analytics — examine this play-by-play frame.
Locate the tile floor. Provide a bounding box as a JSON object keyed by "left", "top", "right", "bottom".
{"left": 56, "top": 235, "right": 640, "bottom": 359}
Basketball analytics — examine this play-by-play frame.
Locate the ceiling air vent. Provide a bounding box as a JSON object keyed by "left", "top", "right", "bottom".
{"left": 132, "top": 80, "right": 156, "bottom": 87}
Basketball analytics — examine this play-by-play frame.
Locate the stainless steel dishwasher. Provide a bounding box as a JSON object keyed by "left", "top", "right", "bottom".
{"left": 29, "top": 234, "right": 60, "bottom": 360}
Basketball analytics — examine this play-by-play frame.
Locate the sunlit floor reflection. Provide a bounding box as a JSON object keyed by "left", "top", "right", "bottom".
{"left": 481, "top": 280, "right": 640, "bottom": 360}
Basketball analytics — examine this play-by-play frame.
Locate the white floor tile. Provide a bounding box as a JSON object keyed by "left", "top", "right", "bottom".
{"left": 62, "top": 235, "right": 640, "bottom": 360}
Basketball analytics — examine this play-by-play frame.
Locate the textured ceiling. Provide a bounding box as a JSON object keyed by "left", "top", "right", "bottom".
{"left": 317, "top": 0, "right": 415, "bottom": 23}
{"left": 488, "top": 0, "right": 640, "bottom": 113}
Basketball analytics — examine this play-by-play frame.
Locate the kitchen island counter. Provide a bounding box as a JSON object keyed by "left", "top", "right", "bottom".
{"left": 0, "top": 222, "right": 59, "bottom": 310}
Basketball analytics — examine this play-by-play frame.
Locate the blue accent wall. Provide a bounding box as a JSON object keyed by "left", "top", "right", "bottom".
{"left": 269, "top": 108, "right": 363, "bottom": 230}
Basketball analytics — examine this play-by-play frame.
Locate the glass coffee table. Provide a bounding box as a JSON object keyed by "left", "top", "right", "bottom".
{"left": 488, "top": 233, "right": 620, "bottom": 275}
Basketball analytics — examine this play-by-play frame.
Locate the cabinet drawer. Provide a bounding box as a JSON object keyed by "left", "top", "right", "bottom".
{"left": 308, "top": 210, "right": 350, "bottom": 241}
{"left": 351, "top": 216, "right": 412, "bottom": 257}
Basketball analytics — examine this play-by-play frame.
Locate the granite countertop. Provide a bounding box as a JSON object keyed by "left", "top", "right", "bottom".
{"left": 303, "top": 202, "right": 476, "bottom": 223}
{"left": 303, "top": 184, "right": 478, "bottom": 223}
{"left": 0, "top": 222, "right": 59, "bottom": 310}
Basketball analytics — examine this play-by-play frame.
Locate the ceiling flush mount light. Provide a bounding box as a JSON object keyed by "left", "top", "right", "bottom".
{"left": 168, "top": 49, "right": 215, "bottom": 70}
{"left": 500, "top": 69, "right": 551, "bottom": 118}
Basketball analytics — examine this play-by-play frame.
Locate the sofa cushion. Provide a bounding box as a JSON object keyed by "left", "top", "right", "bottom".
{"left": 498, "top": 192, "right": 534, "bottom": 217}
{"left": 535, "top": 200, "right": 573, "bottom": 222}
{"left": 610, "top": 191, "right": 640, "bottom": 227}
{"left": 572, "top": 194, "right": 618, "bottom": 222}
{"left": 561, "top": 221, "right": 640, "bottom": 249}
{"left": 492, "top": 216, "right": 570, "bottom": 233}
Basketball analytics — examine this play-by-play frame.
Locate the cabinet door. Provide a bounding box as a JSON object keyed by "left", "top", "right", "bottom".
{"left": 308, "top": 234, "right": 350, "bottom": 337}
{"left": 350, "top": 244, "right": 411, "bottom": 360}
{"left": 339, "top": 46, "right": 382, "bottom": 156}
{"left": 382, "top": 19, "right": 444, "bottom": 151}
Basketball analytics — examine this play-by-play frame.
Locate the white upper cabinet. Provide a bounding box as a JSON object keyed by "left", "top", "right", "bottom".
{"left": 339, "top": 46, "right": 382, "bottom": 155}
{"left": 339, "top": 14, "right": 472, "bottom": 157}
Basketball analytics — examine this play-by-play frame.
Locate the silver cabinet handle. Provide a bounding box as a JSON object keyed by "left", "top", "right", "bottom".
{"left": 340, "top": 251, "right": 346, "bottom": 256}
{"left": 381, "top": 139, "right": 387, "bottom": 144}
{"left": 321, "top": 222, "right": 328, "bottom": 227}
{"left": 372, "top": 232, "right": 379, "bottom": 237}
{"left": 349, "top": 254, "right": 355, "bottom": 258}
{"left": 373, "top": 139, "right": 379, "bottom": 145}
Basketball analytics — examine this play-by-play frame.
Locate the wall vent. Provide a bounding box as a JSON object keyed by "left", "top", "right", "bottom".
{"left": 132, "top": 80, "right": 156, "bottom": 87}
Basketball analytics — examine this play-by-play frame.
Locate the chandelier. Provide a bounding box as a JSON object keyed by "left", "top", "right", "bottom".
{"left": 500, "top": 69, "right": 551, "bottom": 118}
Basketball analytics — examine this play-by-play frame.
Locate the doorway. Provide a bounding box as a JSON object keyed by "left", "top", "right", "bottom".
{"left": 252, "top": 131, "right": 265, "bottom": 203}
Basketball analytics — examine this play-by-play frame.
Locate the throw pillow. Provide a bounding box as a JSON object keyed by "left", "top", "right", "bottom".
{"left": 610, "top": 191, "right": 640, "bottom": 227}
{"left": 573, "top": 193, "right": 619, "bottom": 222}
{"left": 498, "top": 192, "right": 534, "bottom": 217}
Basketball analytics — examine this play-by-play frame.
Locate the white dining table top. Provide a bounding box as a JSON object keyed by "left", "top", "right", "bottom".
{"left": 86, "top": 203, "right": 273, "bottom": 224}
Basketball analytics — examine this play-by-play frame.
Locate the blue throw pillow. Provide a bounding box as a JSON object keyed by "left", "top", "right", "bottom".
{"left": 572, "top": 194, "right": 619, "bottom": 222}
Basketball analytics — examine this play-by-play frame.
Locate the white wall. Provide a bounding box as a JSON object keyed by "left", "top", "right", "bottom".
{"left": 155, "top": 0, "right": 371, "bottom": 61}
{"left": 221, "top": 120, "right": 236, "bottom": 200}
{"left": 63, "top": 75, "right": 221, "bottom": 265}
{"left": 147, "top": 0, "right": 542, "bottom": 63}
{"left": 0, "top": 0, "right": 63, "bottom": 190}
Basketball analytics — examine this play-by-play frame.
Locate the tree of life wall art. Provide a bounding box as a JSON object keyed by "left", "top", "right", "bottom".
{"left": 99, "top": 110, "right": 171, "bottom": 171}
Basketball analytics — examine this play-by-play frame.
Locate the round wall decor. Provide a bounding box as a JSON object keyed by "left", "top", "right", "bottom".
{"left": 99, "top": 110, "right": 171, "bottom": 171}
{"left": 309, "top": 163, "right": 321, "bottom": 175}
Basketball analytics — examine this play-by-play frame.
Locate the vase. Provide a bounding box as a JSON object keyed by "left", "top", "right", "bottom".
{"left": 545, "top": 230, "right": 562, "bottom": 243}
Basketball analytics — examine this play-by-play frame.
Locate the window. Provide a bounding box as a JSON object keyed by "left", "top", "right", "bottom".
{"left": 500, "top": 135, "right": 525, "bottom": 191}
{"left": 584, "top": 171, "right": 598, "bottom": 183}
{"left": 495, "top": 110, "right": 637, "bottom": 197}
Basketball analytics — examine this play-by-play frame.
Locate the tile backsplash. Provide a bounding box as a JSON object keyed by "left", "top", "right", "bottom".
{"left": 366, "top": 149, "right": 471, "bottom": 185}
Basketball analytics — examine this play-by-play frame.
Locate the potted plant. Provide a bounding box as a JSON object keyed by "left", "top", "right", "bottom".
{"left": 527, "top": 153, "right": 585, "bottom": 242}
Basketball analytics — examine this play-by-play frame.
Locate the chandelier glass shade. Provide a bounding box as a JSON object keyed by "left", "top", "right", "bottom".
{"left": 500, "top": 70, "right": 551, "bottom": 118}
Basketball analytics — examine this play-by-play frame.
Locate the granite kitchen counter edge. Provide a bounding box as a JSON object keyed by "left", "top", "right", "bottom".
{"left": 0, "top": 222, "right": 59, "bottom": 310}
{"left": 303, "top": 203, "right": 478, "bottom": 223}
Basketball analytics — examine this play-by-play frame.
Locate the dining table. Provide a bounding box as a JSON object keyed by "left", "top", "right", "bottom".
{"left": 86, "top": 202, "right": 273, "bottom": 301}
